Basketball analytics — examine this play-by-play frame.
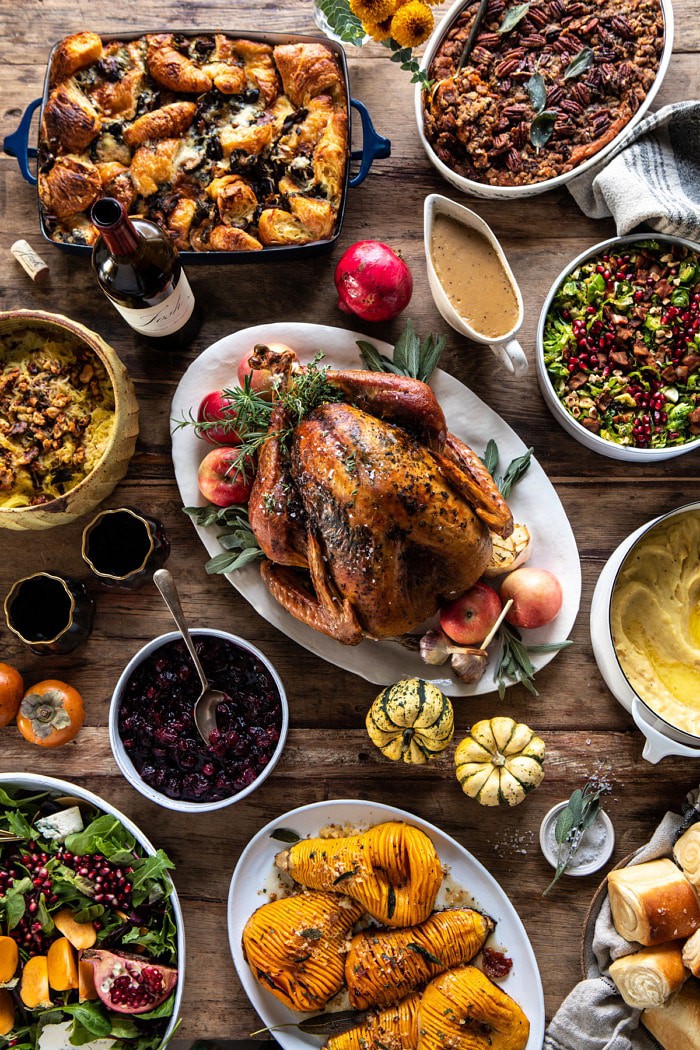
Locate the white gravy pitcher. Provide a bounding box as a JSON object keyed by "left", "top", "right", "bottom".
{"left": 424, "top": 194, "right": 528, "bottom": 377}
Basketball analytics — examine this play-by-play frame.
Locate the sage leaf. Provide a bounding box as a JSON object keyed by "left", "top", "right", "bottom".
{"left": 530, "top": 110, "right": 557, "bottom": 150}
{"left": 407, "top": 942, "right": 442, "bottom": 965}
{"left": 564, "top": 47, "right": 594, "bottom": 80}
{"left": 270, "top": 827, "right": 300, "bottom": 843}
{"left": 555, "top": 807, "right": 575, "bottom": 845}
{"left": 300, "top": 928, "right": 323, "bottom": 939}
{"left": 387, "top": 884, "right": 396, "bottom": 919}
{"left": 298, "top": 1009, "right": 371, "bottom": 1036}
{"left": 357, "top": 340, "right": 404, "bottom": 376}
{"left": 481, "top": 439, "right": 499, "bottom": 476}
{"left": 526, "top": 72, "right": 547, "bottom": 113}
{"left": 333, "top": 869, "right": 358, "bottom": 885}
{"left": 498, "top": 2, "right": 530, "bottom": 33}
{"left": 499, "top": 447, "right": 533, "bottom": 498}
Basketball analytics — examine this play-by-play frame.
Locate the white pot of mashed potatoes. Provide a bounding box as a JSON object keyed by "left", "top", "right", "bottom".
{"left": 611, "top": 507, "right": 700, "bottom": 738}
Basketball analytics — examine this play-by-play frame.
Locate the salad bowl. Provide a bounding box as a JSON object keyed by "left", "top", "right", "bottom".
{"left": 0, "top": 773, "right": 185, "bottom": 1049}
{"left": 536, "top": 233, "right": 700, "bottom": 462}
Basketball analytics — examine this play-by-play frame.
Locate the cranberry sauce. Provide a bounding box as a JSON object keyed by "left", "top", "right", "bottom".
{"left": 118, "top": 636, "right": 282, "bottom": 802}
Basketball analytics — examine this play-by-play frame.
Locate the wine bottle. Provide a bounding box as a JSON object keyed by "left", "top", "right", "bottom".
{"left": 90, "top": 197, "right": 201, "bottom": 349}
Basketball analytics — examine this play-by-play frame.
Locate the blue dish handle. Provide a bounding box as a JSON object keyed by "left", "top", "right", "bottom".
{"left": 3, "top": 98, "right": 41, "bottom": 187}
{"left": 349, "top": 98, "right": 390, "bottom": 188}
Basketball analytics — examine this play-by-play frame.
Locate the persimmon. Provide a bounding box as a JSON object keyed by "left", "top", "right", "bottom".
{"left": 0, "top": 663, "right": 23, "bottom": 727}
{"left": 16, "top": 681, "right": 84, "bottom": 748}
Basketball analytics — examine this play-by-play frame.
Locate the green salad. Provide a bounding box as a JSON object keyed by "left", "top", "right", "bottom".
{"left": 543, "top": 240, "right": 700, "bottom": 449}
{"left": 0, "top": 788, "right": 178, "bottom": 1050}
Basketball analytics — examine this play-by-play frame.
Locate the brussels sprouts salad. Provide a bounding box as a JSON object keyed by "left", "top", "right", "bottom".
{"left": 543, "top": 240, "right": 700, "bottom": 449}
{"left": 0, "top": 788, "right": 178, "bottom": 1050}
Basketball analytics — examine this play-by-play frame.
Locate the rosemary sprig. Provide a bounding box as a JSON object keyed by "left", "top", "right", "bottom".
{"left": 358, "top": 319, "right": 446, "bottom": 383}
{"left": 543, "top": 780, "right": 611, "bottom": 895}
{"left": 495, "top": 622, "right": 572, "bottom": 699}
{"left": 183, "top": 504, "right": 263, "bottom": 575}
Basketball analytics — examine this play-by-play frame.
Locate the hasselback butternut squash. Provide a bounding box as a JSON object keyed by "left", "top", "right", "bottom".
{"left": 242, "top": 891, "right": 364, "bottom": 1012}
{"left": 275, "top": 822, "right": 442, "bottom": 927}
{"left": 345, "top": 908, "right": 494, "bottom": 1010}
{"left": 326, "top": 993, "right": 421, "bottom": 1050}
{"left": 418, "top": 966, "right": 530, "bottom": 1050}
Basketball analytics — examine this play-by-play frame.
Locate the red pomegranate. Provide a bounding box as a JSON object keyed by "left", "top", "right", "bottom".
{"left": 81, "top": 949, "right": 177, "bottom": 1014}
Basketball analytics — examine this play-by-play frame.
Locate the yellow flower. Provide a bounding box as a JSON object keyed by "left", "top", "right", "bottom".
{"left": 363, "top": 16, "right": 394, "bottom": 41}
{"left": 349, "top": 0, "right": 396, "bottom": 23}
{"left": 390, "top": 0, "right": 434, "bottom": 47}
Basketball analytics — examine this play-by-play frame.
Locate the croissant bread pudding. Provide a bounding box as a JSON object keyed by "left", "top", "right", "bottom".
{"left": 38, "top": 31, "right": 348, "bottom": 251}
{"left": 607, "top": 859, "right": 700, "bottom": 946}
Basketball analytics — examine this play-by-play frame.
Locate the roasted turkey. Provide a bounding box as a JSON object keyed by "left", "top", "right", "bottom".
{"left": 248, "top": 349, "right": 513, "bottom": 645}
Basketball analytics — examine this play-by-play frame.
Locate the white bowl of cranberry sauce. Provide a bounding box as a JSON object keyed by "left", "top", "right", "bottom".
{"left": 536, "top": 234, "right": 700, "bottom": 462}
{"left": 110, "top": 629, "right": 288, "bottom": 813}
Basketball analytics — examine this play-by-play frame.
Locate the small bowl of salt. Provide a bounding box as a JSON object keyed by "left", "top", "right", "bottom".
{"left": 540, "top": 802, "right": 615, "bottom": 877}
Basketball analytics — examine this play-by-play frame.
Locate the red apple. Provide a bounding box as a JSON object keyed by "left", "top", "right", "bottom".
{"left": 440, "top": 583, "right": 502, "bottom": 646}
{"left": 500, "top": 567, "right": 563, "bottom": 629}
{"left": 197, "top": 390, "right": 241, "bottom": 445}
{"left": 197, "top": 447, "right": 255, "bottom": 507}
{"left": 237, "top": 342, "right": 297, "bottom": 398}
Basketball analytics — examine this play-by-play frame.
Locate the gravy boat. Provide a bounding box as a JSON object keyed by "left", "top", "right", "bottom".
{"left": 424, "top": 194, "right": 527, "bottom": 377}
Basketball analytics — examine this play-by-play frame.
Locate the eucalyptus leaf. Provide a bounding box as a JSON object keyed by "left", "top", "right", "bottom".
{"left": 564, "top": 47, "right": 594, "bottom": 80}
{"left": 315, "top": 0, "right": 366, "bottom": 45}
{"left": 498, "top": 2, "right": 530, "bottom": 33}
{"left": 530, "top": 110, "right": 557, "bottom": 150}
{"left": 526, "top": 72, "right": 547, "bottom": 112}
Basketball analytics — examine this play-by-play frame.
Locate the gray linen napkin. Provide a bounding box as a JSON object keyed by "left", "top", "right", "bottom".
{"left": 543, "top": 787, "right": 700, "bottom": 1050}
{"left": 566, "top": 102, "right": 700, "bottom": 239}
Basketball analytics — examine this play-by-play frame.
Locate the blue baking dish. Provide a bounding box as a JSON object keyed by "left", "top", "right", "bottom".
{"left": 3, "top": 29, "right": 391, "bottom": 263}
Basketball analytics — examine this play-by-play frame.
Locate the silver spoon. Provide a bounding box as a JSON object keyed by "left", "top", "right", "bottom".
{"left": 153, "top": 569, "right": 225, "bottom": 746}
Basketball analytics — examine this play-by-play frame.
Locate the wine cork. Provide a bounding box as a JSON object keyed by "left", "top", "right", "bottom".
{"left": 10, "top": 240, "right": 49, "bottom": 284}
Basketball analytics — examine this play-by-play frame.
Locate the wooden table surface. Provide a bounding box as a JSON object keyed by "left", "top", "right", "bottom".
{"left": 1, "top": 0, "right": 699, "bottom": 1040}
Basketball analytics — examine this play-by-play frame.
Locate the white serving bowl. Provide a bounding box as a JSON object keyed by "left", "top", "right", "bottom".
{"left": 536, "top": 233, "right": 700, "bottom": 462}
{"left": 0, "top": 772, "right": 185, "bottom": 1037}
{"left": 414, "top": 0, "right": 674, "bottom": 200}
{"left": 590, "top": 502, "right": 700, "bottom": 762}
{"left": 109, "top": 628, "right": 289, "bottom": 814}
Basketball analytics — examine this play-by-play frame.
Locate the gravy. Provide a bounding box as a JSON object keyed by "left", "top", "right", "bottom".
{"left": 431, "top": 215, "right": 519, "bottom": 339}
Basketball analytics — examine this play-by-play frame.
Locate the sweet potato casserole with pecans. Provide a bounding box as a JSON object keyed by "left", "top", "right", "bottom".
{"left": 0, "top": 328, "right": 115, "bottom": 508}
{"left": 423, "top": 0, "right": 664, "bottom": 186}
{"left": 38, "top": 32, "right": 349, "bottom": 250}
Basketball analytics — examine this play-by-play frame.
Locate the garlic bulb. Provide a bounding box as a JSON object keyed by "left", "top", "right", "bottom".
{"left": 451, "top": 649, "right": 488, "bottom": 683}
{"left": 483, "top": 523, "right": 533, "bottom": 578}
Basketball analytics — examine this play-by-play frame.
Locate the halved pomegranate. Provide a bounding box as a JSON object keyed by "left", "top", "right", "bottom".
{"left": 80, "top": 949, "right": 177, "bottom": 1015}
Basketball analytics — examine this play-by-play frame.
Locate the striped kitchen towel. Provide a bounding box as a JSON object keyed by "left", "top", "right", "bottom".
{"left": 567, "top": 101, "right": 700, "bottom": 239}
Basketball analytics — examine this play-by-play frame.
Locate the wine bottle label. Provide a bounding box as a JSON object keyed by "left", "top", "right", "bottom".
{"left": 111, "top": 273, "right": 195, "bottom": 337}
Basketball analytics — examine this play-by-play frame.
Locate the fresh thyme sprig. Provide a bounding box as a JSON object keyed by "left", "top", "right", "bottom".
{"left": 543, "top": 779, "right": 611, "bottom": 895}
